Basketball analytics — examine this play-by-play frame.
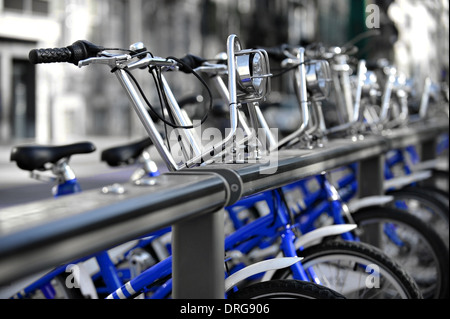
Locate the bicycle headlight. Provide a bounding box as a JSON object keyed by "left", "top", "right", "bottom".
{"left": 235, "top": 49, "right": 272, "bottom": 102}
{"left": 305, "top": 60, "right": 331, "bottom": 100}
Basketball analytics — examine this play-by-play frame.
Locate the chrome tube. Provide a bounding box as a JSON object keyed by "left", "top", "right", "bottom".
{"left": 183, "top": 34, "right": 240, "bottom": 167}
{"left": 254, "top": 103, "right": 277, "bottom": 150}
{"left": 325, "top": 60, "right": 367, "bottom": 135}
{"left": 157, "top": 72, "right": 202, "bottom": 160}
{"left": 273, "top": 47, "right": 309, "bottom": 150}
{"left": 352, "top": 60, "right": 367, "bottom": 123}
{"left": 115, "top": 69, "right": 180, "bottom": 171}
{"left": 419, "top": 77, "right": 432, "bottom": 119}
{"left": 379, "top": 70, "right": 396, "bottom": 123}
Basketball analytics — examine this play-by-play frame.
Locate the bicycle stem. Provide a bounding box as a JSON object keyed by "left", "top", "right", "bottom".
{"left": 273, "top": 47, "right": 309, "bottom": 151}
{"left": 114, "top": 68, "right": 181, "bottom": 171}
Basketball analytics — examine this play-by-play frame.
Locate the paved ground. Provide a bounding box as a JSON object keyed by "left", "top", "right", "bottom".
{"left": 0, "top": 136, "right": 165, "bottom": 209}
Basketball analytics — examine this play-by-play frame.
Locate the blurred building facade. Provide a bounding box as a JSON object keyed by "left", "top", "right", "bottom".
{"left": 0, "top": 0, "right": 448, "bottom": 144}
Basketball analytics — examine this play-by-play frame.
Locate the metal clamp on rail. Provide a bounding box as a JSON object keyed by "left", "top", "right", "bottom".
{"left": 175, "top": 168, "right": 244, "bottom": 206}
{"left": 165, "top": 169, "right": 243, "bottom": 206}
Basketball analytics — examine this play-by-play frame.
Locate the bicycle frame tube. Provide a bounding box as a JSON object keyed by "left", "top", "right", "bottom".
{"left": 325, "top": 60, "right": 367, "bottom": 135}
{"left": 114, "top": 69, "right": 181, "bottom": 171}
{"left": 154, "top": 71, "right": 203, "bottom": 160}
{"left": 53, "top": 179, "right": 82, "bottom": 197}
{"left": 379, "top": 69, "right": 396, "bottom": 124}
{"left": 107, "top": 256, "right": 173, "bottom": 299}
{"left": 184, "top": 35, "right": 243, "bottom": 167}
{"left": 273, "top": 48, "right": 309, "bottom": 151}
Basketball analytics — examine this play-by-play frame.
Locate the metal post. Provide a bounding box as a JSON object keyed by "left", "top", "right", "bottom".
{"left": 172, "top": 210, "right": 225, "bottom": 299}
{"left": 420, "top": 138, "right": 437, "bottom": 162}
{"left": 419, "top": 137, "right": 439, "bottom": 189}
{"left": 357, "top": 154, "right": 384, "bottom": 197}
{"left": 357, "top": 154, "right": 385, "bottom": 247}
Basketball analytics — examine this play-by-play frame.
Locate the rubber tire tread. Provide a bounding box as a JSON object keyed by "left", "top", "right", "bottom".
{"left": 274, "top": 240, "right": 423, "bottom": 299}
{"left": 352, "top": 206, "right": 449, "bottom": 299}
{"left": 387, "top": 187, "right": 449, "bottom": 222}
{"left": 228, "top": 279, "right": 346, "bottom": 299}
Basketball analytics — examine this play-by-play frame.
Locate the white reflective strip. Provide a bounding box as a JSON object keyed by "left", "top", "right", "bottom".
{"left": 384, "top": 170, "right": 432, "bottom": 190}
{"left": 225, "top": 257, "right": 302, "bottom": 292}
{"left": 106, "top": 294, "right": 114, "bottom": 299}
{"left": 125, "top": 282, "right": 136, "bottom": 296}
{"left": 117, "top": 287, "right": 126, "bottom": 299}
{"left": 348, "top": 196, "right": 394, "bottom": 212}
{"left": 294, "top": 224, "right": 358, "bottom": 250}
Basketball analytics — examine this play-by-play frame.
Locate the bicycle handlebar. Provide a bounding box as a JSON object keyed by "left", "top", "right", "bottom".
{"left": 177, "top": 54, "right": 208, "bottom": 73}
{"left": 29, "top": 40, "right": 104, "bottom": 65}
{"left": 259, "top": 44, "right": 293, "bottom": 61}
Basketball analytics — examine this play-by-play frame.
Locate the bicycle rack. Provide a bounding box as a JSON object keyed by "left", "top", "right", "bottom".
{"left": 0, "top": 119, "right": 448, "bottom": 298}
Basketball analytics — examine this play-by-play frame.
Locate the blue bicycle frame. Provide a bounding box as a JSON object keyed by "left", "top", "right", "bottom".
{"left": 106, "top": 188, "right": 321, "bottom": 299}
{"left": 14, "top": 164, "right": 171, "bottom": 299}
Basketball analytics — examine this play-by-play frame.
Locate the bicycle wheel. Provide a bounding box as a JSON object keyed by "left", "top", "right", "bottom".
{"left": 387, "top": 187, "right": 449, "bottom": 248}
{"left": 417, "top": 185, "right": 449, "bottom": 210}
{"left": 420, "top": 169, "right": 449, "bottom": 195}
{"left": 227, "top": 279, "right": 345, "bottom": 299}
{"left": 352, "top": 207, "right": 449, "bottom": 299}
{"left": 273, "top": 240, "right": 422, "bottom": 299}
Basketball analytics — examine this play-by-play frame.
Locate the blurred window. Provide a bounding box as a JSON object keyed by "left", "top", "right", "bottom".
{"left": 4, "top": 0, "right": 25, "bottom": 11}
{"left": 3, "top": 0, "right": 49, "bottom": 15}
{"left": 32, "top": 0, "right": 49, "bottom": 14}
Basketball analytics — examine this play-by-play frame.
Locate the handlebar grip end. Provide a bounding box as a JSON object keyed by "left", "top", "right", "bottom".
{"left": 28, "top": 47, "right": 72, "bottom": 64}
{"left": 28, "top": 41, "right": 103, "bottom": 65}
{"left": 28, "top": 49, "right": 41, "bottom": 65}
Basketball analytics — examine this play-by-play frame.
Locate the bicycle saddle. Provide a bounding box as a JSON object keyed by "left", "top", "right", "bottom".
{"left": 10, "top": 142, "right": 96, "bottom": 171}
{"left": 101, "top": 138, "right": 153, "bottom": 167}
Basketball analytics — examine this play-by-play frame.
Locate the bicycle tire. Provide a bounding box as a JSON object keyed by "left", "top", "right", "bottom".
{"left": 418, "top": 187, "right": 449, "bottom": 212}
{"left": 387, "top": 187, "right": 449, "bottom": 248}
{"left": 406, "top": 184, "right": 449, "bottom": 209}
{"left": 273, "top": 240, "right": 422, "bottom": 299}
{"left": 420, "top": 169, "right": 449, "bottom": 195}
{"left": 388, "top": 186, "right": 449, "bottom": 221}
{"left": 227, "top": 279, "right": 346, "bottom": 299}
{"left": 352, "top": 206, "right": 449, "bottom": 299}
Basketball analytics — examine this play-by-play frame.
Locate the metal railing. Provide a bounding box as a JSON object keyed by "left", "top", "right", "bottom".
{"left": 0, "top": 119, "right": 448, "bottom": 298}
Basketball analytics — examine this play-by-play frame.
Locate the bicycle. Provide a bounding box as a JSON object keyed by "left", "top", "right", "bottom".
{"left": 7, "top": 35, "right": 352, "bottom": 300}
{"left": 251, "top": 42, "right": 448, "bottom": 298}
{"left": 96, "top": 41, "right": 426, "bottom": 297}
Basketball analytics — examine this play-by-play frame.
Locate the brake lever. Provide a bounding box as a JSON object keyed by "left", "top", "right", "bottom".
{"left": 193, "top": 62, "right": 228, "bottom": 75}
{"left": 77, "top": 52, "right": 131, "bottom": 68}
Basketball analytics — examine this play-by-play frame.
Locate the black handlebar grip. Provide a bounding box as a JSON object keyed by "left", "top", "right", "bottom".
{"left": 29, "top": 47, "right": 73, "bottom": 64}
{"left": 177, "top": 54, "right": 207, "bottom": 73}
{"left": 29, "top": 40, "right": 104, "bottom": 65}
{"left": 262, "top": 46, "right": 289, "bottom": 61}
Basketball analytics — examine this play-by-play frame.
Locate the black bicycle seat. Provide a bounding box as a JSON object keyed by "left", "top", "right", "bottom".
{"left": 101, "top": 138, "right": 153, "bottom": 167}
{"left": 11, "top": 142, "right": 96, "bottom": 171}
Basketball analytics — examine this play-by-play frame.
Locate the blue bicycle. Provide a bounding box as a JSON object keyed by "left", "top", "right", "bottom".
{"left": 249, "top": 42, "right": 448, "bottom": 299}
{"left": 97, "top": 42, "right": 424, "bottom": 299}
{"left": 5, "top": 36, "right": 352, "bottom": 300}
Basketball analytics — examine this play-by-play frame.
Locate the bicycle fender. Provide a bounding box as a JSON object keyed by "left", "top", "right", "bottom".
{"left": 347, "top": 195, "right": 394, "bottom": 213}
{"left": 260, "top": 224, "right": 357, "bottom": 282}
{"left": 384, "top": 170, "right": 432, "bottom": 190}
{"left": 294, "top": 224, "right": 357, "bottom": 250}
{"left": 225, "top": 257, "right": 302, "bottom": 292}
{"left": 410, "top": 159, "right": 439, "bottom": 172}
